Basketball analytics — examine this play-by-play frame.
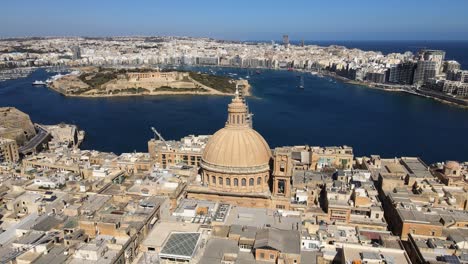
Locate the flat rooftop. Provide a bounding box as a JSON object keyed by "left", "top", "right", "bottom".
{"left": 159, "top": 232, "right": 201, "bottom": 260}
{"left": 142, "top": 221, "right": 200, "bottom": 250}
{"left": 225, "top": 206, "right": 301, "bottom": 231}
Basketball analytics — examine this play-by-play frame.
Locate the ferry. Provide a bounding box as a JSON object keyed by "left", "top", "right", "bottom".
{"left": 32, "top": 80, "right": 46, "bottom": 86}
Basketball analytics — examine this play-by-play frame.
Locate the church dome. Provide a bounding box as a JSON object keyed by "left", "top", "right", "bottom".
{"left": 445, "top": 161, "right": 460, "bottom": 170}
{"left": 202, "top": 127, "right": 271, "bottom": 168}
{"left": 201, "top": 92, "right": 271, "bottom": 171}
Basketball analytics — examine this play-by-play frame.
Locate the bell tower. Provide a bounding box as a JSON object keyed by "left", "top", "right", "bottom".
{"left": 271, "top": 148, "right": 293, "bottom": 209}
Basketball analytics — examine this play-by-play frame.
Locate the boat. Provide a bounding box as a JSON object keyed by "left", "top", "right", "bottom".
{"left": 255, "top": 70, "right": 261, "bottom": 75}
{"left": 298, "top": 76, "right": 304, "bottom": 89}
{"left": 32, "top": 80, "right": 46, "bottom": 86}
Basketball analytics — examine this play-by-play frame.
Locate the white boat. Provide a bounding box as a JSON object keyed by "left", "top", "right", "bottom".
{"left": 32, "top": 80, "right": 46, "bottom": 86}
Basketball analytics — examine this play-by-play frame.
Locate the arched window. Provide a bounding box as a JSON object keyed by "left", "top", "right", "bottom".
{"left": 226, "top": 178, "right": 231, "bottom": 186}
{"left": 234, "top": 178, "right": 238, "bottom": 186}
{"left": 241, "top": 178, "right": 246, "bottom": 186}
{"left": 249, "top": 178, "right": 254, "bottom": 186}
{"left": 236, "top": 115, "right": 240, "bottom": 124}
{"left": 257, "top": 177, "right": 262, "bottom": 185}
{"left": 219, "top": 177, "right": 223, "bottom": 185}
{"left": 212, "top": 176, "right": 216, "bottom": 184}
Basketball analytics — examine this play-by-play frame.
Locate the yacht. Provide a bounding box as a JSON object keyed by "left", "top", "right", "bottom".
{"left": 32, "top": 80, "right": 46, "bottom": 86}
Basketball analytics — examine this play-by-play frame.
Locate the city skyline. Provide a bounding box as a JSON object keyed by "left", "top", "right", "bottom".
{"left": 1, "top": 1, "right": 468, "bottom": 263}
{"left": 2, "top": 0, "right": 468, "bottom": 40}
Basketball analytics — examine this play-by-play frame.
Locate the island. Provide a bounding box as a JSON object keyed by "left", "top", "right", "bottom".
{"left": 48, "top": 67, "right": 251, "bottom": 97}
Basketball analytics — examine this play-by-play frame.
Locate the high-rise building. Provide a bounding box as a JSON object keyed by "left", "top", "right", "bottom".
{"left": 388, "top": 62, "right": 417, "bottom": 85}
{"left": 0, "top": 137, "right": 19, "bottom": 163}
{"left": 282, "top": 35, "right": 289, "bottom": 48}
{"left": 417, "top": 49, "right": 445, "bottom": 75}
{"left": 413, "top": 60, "right": 437, "bottom": 85}
{"left": 448, "top": 70, "right": 468, "bottom": 83}
{"left": 443, "top": 60, "right": 461, "bottom": 73}
{"left": 71, "top": 46, "right": 81, "bottom": 60}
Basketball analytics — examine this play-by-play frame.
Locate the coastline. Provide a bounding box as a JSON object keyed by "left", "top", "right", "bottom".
{"left": 318, "top": 70, "right": 468, "bottom": 108}
{"left": 25, "top": 65, "right": 468, "bottom": 108}
{"left": 49, "top": 88, "right": 234, "bottom": 98}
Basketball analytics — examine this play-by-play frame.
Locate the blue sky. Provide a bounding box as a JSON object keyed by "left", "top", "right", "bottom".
{"left": 2, "top": 0, "right": 468, "bottom": 40}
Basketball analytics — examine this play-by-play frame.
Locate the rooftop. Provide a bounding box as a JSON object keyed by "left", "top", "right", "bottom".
{"left": 159, "top": 232, "right": 201, "bottom": 260}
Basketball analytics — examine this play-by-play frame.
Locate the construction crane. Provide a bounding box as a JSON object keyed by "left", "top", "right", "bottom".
{"left": 151, "top": 127, "right": 169, "bottom": 147}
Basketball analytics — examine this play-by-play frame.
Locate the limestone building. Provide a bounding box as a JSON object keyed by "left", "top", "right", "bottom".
{"left": 0, "top": 137, "right": 20, "bottom": 163}
{"left": 0, "top": 107, "right": 36, "bottom": 145}
{"left": 187, "top": 92, "right": 293, "bottom": 209}
{"left": 148, "top": 135, "right": 209, "bottom": 168}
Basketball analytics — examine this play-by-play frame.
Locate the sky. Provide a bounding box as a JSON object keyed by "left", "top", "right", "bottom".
{"left": 2, "top": 0, "right": 468, "bottom": 41}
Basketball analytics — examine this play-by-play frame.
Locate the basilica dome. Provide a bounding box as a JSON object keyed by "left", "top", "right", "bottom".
{"left": 200, "top": 92, "right": 272, "bottom": 194}
{"left": 202, "top": 127, "right": 271, "bottom": 168}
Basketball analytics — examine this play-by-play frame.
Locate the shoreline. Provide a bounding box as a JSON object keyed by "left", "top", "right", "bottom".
{"left": 20, "top": 65, "right": 468, "bottom": 108}
{"left": 50, "top": 88, "right": 234, "bottom": 98}
{"left": 318, "top": 70, "right": 468, "bottom": 109}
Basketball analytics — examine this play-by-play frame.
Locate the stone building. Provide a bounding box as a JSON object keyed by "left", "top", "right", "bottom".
{"left": 434, "top": 161, "right": 466, "bottom": 186}
{"left": 186, "top": 92, "right": 293, "bottom": 209}
{"left": 309, "top": 146, "right": 353, "bottom": 171}
{"left": 0, "top": 137, "right": 19, "bottom": 163}
{"left": 0, "top": 107, "right": 36, "bottom": 145}
{"left": 126, "top": 71, "right": 180, "bottom": 82}
{"left": 148, "top": 135, "right": 209, "bottom": 168}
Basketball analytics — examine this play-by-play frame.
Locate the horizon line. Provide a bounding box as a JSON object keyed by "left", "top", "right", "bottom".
{"left": 1, "top": 35, "right": 468, "bottom": 42}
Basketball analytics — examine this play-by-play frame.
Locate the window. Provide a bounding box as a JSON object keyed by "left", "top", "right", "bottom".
{"left": 375, "top": 213, "right": 380, "bottom": 219}
{"left": 431, "top": 231, "right": 436, "bottom": 236}
{"left": 234, "top": 178, "right": 239, "bottom": 186}
{"left": 270, "top": 254, "right": 275, "bottom": 259}
{"left": 260, "top": 253, "right": 265, "bottom": 259}
{"left": 249, "top": 178, "right": 254, "bottom": 186}
{"left": 212, "top": 176, "right": 216, "bottom": 184}
{"left": 280, "top": 163, "right": 285, "bottom": 172}
{"left": 242, "top": 178, "right": 246, "bottom": 186}
{"left": 226, "top": 178, "right": 231, "bottom": 186}
{"left": 257, "top": 177, "right": 262, "bottom": 185}
{"left": 219, "top": 177, "right": 223, "bottom": 185}
{"left": 277, "top": 179, "right": 285, "bottom": 194}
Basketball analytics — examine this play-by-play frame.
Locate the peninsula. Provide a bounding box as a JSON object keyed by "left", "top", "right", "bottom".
{"left": 49, "top": 67, "right": 250, "bottom": 97}
{"left": 2, "top": 37, "right": 468, "bottom": 106}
